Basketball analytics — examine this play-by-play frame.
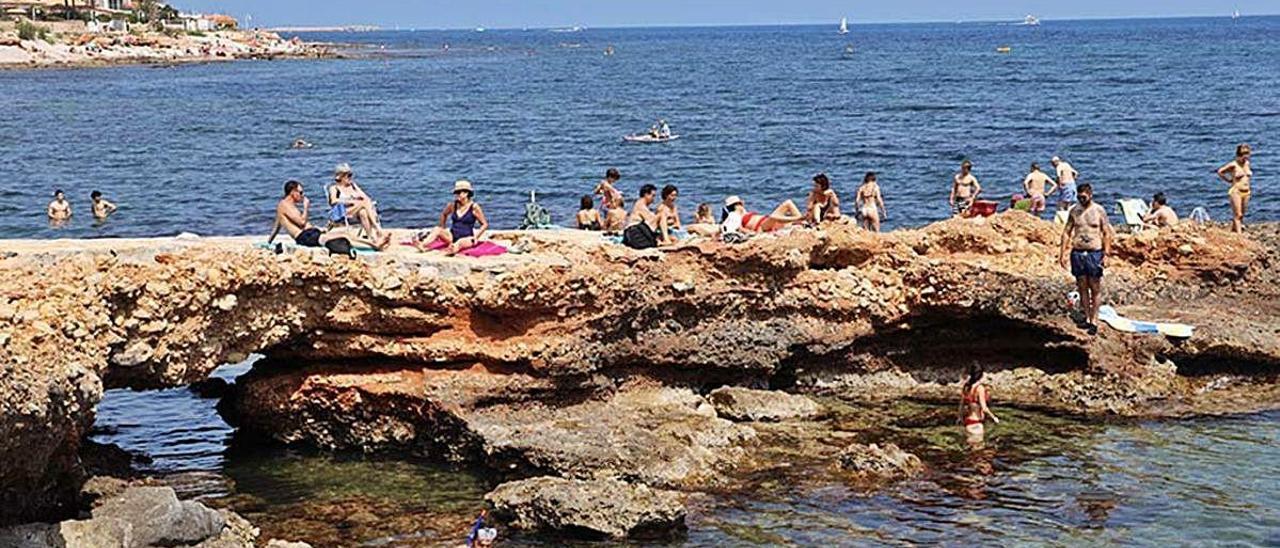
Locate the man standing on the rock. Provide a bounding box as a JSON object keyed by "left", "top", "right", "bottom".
{"left": 1058, "top": 183, "right": 1113, "bottom": 335}
{"left": 1052, "top": 156, "right": 1079, "bottom": 212}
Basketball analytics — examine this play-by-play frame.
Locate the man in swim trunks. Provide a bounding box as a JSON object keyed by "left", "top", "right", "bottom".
{"left": 270, "top": 180, "right": 324, "bottom": 247}
{"left": 1022, "top": 163, "right": 1056, "bottom": 216}
{"left": 47, "top": 190, "right": 72, "bottom": 222}
{"left": 1052, "top": 156, "right": 1079, "bottom": 212}
{"left": 949, "top": 160, "right": 982, "bottom": 216}
{"left": 622, "top": 184, "right": 660, "bottom": 250}
{"left": 1058, "top": 183, "right": 1113, "bottom": 335}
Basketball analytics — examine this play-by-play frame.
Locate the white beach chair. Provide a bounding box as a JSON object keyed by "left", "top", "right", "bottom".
{"left": 1116, "top": 199, "right": 1149, "bottom": 233}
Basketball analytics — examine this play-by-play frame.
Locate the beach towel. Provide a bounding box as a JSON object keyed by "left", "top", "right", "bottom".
{"left": 1097, "top": 305, "right": 1195, "bottom": 339}
{"left": 256, "top": 241, "right": 379, "bottom": 256}
{"left": 420, "top": 238, "right": 508, "bottom": 257}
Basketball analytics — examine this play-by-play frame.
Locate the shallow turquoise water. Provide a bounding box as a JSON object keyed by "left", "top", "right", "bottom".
{"left": 92, "top": 364, "right": 1280, "bottom": 547}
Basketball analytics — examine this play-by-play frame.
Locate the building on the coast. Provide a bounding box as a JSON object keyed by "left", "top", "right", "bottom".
{"left": 1, "top": 0, "right": 134, "bottom": 20}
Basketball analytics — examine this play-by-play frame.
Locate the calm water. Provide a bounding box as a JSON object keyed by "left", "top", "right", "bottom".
{"left": 3, "top": 17, "right": 1279, "bottom": 239}
{"left": 92, "top": 366, "right": 1280, "bottom": 547}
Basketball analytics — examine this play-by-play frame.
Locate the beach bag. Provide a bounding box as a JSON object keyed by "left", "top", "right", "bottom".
{"left": 622, "top": 223, "right": 658, "bottom": 250}
{"left": 324, "top": 237, "right": 357, "bottom": 259}
{"left": 518, "top": 191, "right": 554, "bottom": 229}
{"left": 722, "top": 232, "right": 751, "bottom": 245}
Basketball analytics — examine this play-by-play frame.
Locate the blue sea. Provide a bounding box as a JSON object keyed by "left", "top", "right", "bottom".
{"left": 2, "top": 16, "right": 1278, "bottom": 239}
{"left": 11, "top": 17, "right": 1280, "bottom": 546}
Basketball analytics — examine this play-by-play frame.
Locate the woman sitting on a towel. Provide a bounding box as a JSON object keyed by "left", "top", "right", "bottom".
{"left": 415, "top": 180, "right": 489, "bottom": 256}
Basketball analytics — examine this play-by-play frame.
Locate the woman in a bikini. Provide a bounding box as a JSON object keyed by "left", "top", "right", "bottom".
{"left": 722, "top": 196, "right": 805, "bottom": 234}
{"left": 1217, "top": 143, "right": 1253, "bottom": 233}
{"left": 959, "top": 364, "right": 1000, "bottom": 446}
{"left": 855, "top": 172, "right": 887, "bottom": 232}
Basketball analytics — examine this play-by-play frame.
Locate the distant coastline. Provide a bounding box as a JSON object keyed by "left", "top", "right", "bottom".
{"left": 268, "top": 25, "right": 382, "bottom": 33}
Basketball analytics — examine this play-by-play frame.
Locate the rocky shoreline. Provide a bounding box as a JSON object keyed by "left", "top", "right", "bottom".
{"left": 0, "top": 215, "right": 1277, "bottom": 540}
{"left": 0, "top": 21, "right": 337, "bottom": 70}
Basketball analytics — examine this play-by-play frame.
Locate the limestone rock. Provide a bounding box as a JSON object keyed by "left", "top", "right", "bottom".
{"left": 836, "top": 443, "right": 924, "bottom": 481}
{"left": 708, "top": 387, "right": 822, "bottom": 422}
{"left": 486, "top": 477, "right": 686, "bottom": 539}
{"left": 0, "top": 486, "right": 228, "bottom": 548}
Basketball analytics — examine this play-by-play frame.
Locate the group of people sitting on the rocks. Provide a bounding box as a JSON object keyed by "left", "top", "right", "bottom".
{"left": 268, "top": 143, "right": 1254, "bottom": 255}
{"left": 589, "top": 169, "right": 890, "bottom": 250}
{"left": 270, "top": 164, "right": 492, "bottom": 256}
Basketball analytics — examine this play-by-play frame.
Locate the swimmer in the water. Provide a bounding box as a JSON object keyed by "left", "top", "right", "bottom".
{"left": 291, "top": 138, "right": 314, "bottom": 149}
{"left": 47, "top": 189, "right": 72, "bottom": 222}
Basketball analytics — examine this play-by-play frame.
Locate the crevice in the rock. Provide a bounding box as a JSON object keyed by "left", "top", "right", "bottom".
{"left": 1163, "top": 352, "right": 1280, "bottom": 378}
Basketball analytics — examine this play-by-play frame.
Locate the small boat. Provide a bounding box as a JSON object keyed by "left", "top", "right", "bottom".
{"left": 839, "top": 17, "right": 849, "bottom": 35}
{"left": 1023, "top": 15, "right": 1040, "bottom": 26}
{"left": 623, "top": 134, "right": 680, "bottom": 144}
{"left": 1233, "top": 9, "right": 1241, "bottom": 20}
{"left": 996, "top": 46, "right": 1013, "bottom": 54}
{"left": 474, "top": 26, "right": 486, "bottom": 33}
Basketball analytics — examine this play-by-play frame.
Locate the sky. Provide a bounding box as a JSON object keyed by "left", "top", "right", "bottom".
{"left": 177, "top": 0, "right": 1280, "bottom": 29}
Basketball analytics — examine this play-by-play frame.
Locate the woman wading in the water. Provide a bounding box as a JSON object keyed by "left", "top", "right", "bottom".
{"left": 959, "top": 364, "right": 1000, "bottom": 445}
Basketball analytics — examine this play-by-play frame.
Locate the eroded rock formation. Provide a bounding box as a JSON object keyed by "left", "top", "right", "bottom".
{"left": 1, "top": 215, "right": 1278, "bottom": 524}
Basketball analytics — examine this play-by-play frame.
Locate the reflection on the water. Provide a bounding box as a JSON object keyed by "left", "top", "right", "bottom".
{"left": 93, "top": 377, "right": 1280, "bottom": 547}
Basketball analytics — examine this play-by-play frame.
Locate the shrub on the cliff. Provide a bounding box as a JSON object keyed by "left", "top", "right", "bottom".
{"left": 17, "top": 20, "right": 50, "bottom": 42}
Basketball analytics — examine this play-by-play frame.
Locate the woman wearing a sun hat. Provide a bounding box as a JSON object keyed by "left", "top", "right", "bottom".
{"left": 414, "top": 180, "right": 489, "bottom": 256}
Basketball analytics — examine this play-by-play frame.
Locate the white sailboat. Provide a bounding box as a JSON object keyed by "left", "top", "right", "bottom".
{"left": 1233, "top": 9, "right": 1241, "bottom": 20}
{"left": 839, "top": 17, "right": 849, "bottom": 35}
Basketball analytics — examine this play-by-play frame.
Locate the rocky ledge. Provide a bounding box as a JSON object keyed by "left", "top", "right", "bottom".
{"left": 1, "top": 216, "right": 1278, "bottom": 529}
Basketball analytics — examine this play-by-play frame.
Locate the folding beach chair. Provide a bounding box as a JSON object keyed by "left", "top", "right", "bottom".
{"left": 1116, "top": 199, "right": 1149, "bottom": 233}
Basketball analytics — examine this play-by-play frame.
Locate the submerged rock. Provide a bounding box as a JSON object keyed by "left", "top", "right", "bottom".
{"left": 836, "top": 443, "right": 924, "bottom": 482}
{"left": 486, "top": 476, "right": 686, "bottom": 540}
{"left": 708, "top": 386, "right": 822, "bottom": 422}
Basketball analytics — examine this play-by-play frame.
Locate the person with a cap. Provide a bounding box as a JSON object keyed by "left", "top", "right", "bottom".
{"left": 414, "top": 180, "right": 489, "bottom": 256}
{"left": 720, "top": 194, "right": 805, "bottom": 234}
{"left": 327, "top": 163, "right": 389, "bottom": 248}
{"left": 1051, "top": 156, "right": 1079, "bottom": 212}
{"left": 949, "top": 160, "right": 982, "bottom": 216}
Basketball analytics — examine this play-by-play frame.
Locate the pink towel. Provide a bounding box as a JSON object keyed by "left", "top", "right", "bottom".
{"left": 410, "top": 238, "right": 507, "bottom": 257}
{"left": 462, "top": 242, "right": 507, "bottom": 257}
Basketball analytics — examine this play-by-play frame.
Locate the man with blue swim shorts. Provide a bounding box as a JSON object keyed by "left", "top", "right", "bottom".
{"left": 1052, "top": 156, "right": 1079, "bottom": 211}
{"left": 1058, "top": 183, "right": 1113, "bottom": 335}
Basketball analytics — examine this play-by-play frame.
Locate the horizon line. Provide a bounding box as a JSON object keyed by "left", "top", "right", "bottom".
{"left": 267, "top": 12, "right": 1277, "bottom": 32}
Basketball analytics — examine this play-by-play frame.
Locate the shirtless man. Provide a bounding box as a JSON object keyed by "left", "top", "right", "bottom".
{"left": 270, "top": 180, "right": 324, "bottom": 247}
{"left": 949, "top": 160, "right": 982, "bottom": 216}
{"left": 47, "top": 190, "right": 72, "bottom": 222}
{"left": 1058, "top": 183, "right": 1114, "bottom": 335}
{"left": 1142, "top": 192, "right": 1178, "bottom": 229}
{"left": 622, "top": 184, "right": 660, "bottom": 249}
{"left": 1052, "top": 156, "right": 1079, "bottom": 212}
{"left": 1022, "top": 163, "right": 1056, "bottom": 216}
{"left": 90, "top": 191, "right": 117, "bottom": 221}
